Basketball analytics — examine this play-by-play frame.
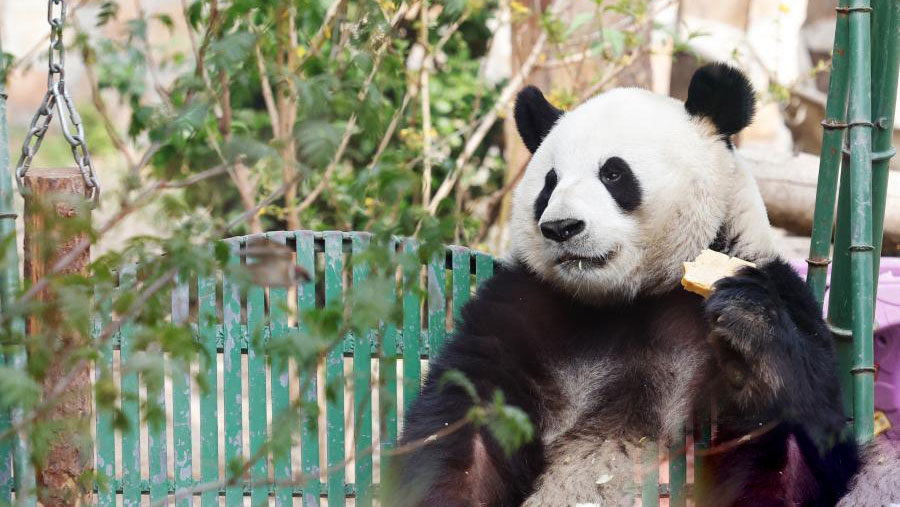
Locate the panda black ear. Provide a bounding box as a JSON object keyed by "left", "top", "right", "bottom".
{"left": 685, "top": 63, "right": 756, "bottom": 138}
{"left": 514, "top": 86, "right": 564, "bottom": 153}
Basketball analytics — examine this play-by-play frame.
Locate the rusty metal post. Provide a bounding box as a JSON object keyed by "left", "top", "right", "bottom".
{"left": 23, "top": 168, "right": 92, "bottom": 505}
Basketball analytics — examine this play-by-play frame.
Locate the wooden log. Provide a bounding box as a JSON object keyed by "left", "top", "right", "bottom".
{"left": 738, "top": 149, "right": 900, "bottom": 254}
{"left": 23, "top": 168, "right": 92, "bottom": 506}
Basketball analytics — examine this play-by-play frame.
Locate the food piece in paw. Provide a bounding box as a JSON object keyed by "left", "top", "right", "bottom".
{"left": 681, "top": 249, "right": 756, "bottom": 298}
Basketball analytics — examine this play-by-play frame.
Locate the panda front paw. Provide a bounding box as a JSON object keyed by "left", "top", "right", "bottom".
{"left": 703, "top": 266, "right": 786, "bottom": 401}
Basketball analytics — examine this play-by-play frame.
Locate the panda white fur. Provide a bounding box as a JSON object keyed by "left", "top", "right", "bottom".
{"left": 386, "top": 63, "right": 900, "bottom": 506}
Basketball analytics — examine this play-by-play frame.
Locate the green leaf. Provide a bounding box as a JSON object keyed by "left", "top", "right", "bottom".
{"left": 602, "top": 28, "right": 626, "bottom": 57}
{"left": 485, "top": 391, "right": 534, "bottom": 456}
{"left": 565, "top": 12, "right": 593, "bottom": 37}
{"left": 0, "top": 366, "right": 40, "bottom": 410}
{"left": 438, "top": 369, "right": 480, "bottom": 402}
{"left": 96, "top": 1, "right": 119, "bottom": 27}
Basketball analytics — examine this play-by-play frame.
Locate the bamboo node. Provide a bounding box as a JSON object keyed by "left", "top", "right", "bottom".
{"left": 827, "top": 322, "right": 853, "bottom": 340}
{"left": 0, "top": 212, "right": 17, "bottom": 219}
{"left": 805, "top": 257, "right": 832, "bottom": 267}
{"left": 835, "top": 6, "right": 873, "bottom": 13}
{"left": 850, "top": 366, "right": 877, "bottom": 374}
{"left": 848, "top": 244, "right": 874, "bottom": 252}
{"left": 871, "top": 147, "right": 896, "bottom": 162}
{"left": 820, "top": 119, "right": 848, "bottom": 130}
{"left": 847, "top": 120, "right": 875, "bottom": 128}
{"left": 841, "top": 146, "right": 895, "bottom": 161}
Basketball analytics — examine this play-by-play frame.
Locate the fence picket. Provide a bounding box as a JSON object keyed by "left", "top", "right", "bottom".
{"left": 267, "top": 231, "right": 293, "bottom": 506}
{"left": 324, "top": 231, "right": 346, "bottom": 506}
{"left": 379, "top": 239, "right": 400, "bottom": 466}
{"left": 247, "top": 254, "right": 268, "bottom": 507}
{"left": 295, "top": 230, "right": 320, "bottom": 503}
{"left": 641, "top": 440, "right": 659, "bottom": 507}
{"left": 352, "top": 233, "right": 374, "bottom": 506}
{"left": 402, "top": 239, "right": 422, "bottom": 411}
{"left": 118, "top": 266, "right": 141, "bottom": 507}
{"left": 427, "top": 252, "right": 446, "bottom": 357}
{"left": 94, "top": 287, "right": 115, "bottom": 506}
{"left": 198, "top": 252, "right": 220, "bottom": 507}
{"left": 450, "top": 248, "right": 471, "bottom": 324}
{"left": 222, "top": 239, "right": 244, "bottom": 506}
{"left": 171, "top": 275, "right": 192, "bottom": 507}
{"left": 668, "top": 424, "right": 686, "bottom": 507}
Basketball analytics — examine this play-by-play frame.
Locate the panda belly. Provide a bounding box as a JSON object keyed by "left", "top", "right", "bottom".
{"left": 525, "top": 342, "right": 710, "bottom": 506}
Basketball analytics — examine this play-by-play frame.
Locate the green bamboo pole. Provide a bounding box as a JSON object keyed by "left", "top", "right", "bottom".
{"left": 869, "top": 0, "right": 900, "bottom": 283}
{"left": 807, "top": 0, "right": 851, "bottom": 306}
{"left": 0, "top": 34, "right": 38, "bottom": 506}
{"left": 829, "top": 164, "right": 855, "bottom": 421}
{"left": 846, "top": 0, "right": 875, "bottom": 443}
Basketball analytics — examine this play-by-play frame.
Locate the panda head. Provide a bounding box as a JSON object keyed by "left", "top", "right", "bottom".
{"left": 509, "top": 63, "right": 777, "bottom": 302}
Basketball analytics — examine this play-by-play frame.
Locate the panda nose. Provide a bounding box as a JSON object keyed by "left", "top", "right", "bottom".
{"left": 540, "top": 219, "right": 585, "bottom": 243}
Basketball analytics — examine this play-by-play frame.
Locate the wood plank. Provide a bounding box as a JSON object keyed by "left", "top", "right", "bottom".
{"left": 427, "top": 251, "right": 446, "bottom": 357}
{"left": 351, "top": 234, "right": 373, "bottom": 507}
{"left": 222, "top": 239, "right": 243, "bottom": 506}
{"left": 247, "top": 258, "right": 268, "bottom": 507}
{"left": 474, "top": 251, "right": 494, "bottom": 289}
{"left": 379, "top": 238, "right": 400, "bottom": 463}
{"left": 401, "top": 239, "right": 421, "bottom": 410}
{"left": 295, "top": 231, "right": 320, "bottom": 503}
{"left": 148, "top": 284, "right": 170, "bottom": 503}
{"left": 170, "top": 275, "right": 192, "bottom": 507}
{"left": 324, "top": 232, "right": 346, "bottom": 507}
{"left": 118, "top": 266, "right": 141, "bottom": 507}
{"left": 450, "top": 248, "right": 471, "bottom": 324}
{"left": 93, "top": 287, "right": 115, "bottom": 507}
{"left": 267, "top": 231, "right": 292, "bottom": 507}
{"left": 668, "top": 423, "right": 686, "bottom": 507}
{"left": 641, "top": 440, "right": 659, "bottom": 507}
{"left": 198, "top": 254, "right": 219, "bottom": 507}
{"left": 694, "top": 409, "right": 711, "bottom": 505}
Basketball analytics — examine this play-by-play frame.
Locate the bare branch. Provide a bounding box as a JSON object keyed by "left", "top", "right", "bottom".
{"left": 367, "top": 90, "right": 412, "bottom": 170}
{"left": 420, "top": 0, "right": 433, "bottom": 208}
{"left": 426, "top": 24, "right": 549, "bottom": 215}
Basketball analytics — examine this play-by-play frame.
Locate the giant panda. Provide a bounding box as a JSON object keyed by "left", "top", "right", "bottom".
{"left": 384, "top": 63, "right": 899, "bottom": 506}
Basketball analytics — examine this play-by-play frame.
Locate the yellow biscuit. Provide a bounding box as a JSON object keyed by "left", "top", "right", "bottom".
{"left": 681, "top": 249, "right": 756, "bottom": 298}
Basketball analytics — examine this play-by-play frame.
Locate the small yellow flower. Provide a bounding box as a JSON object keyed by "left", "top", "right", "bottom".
{"left": 510, "top": 1, "right": 531, "bottom": 16}
{"left": 777, "top": 3, "right": 790, "bottom": 14}
{"left": 295, "top": 46, "right": 307, "bottom": 58}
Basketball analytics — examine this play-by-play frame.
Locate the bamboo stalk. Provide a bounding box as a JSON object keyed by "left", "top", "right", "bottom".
{"left": 846, "top": 0, "right": 875, "bottom": 443}
{"left": 868, "top": 0, "right": 900, "bottom": 291}
{"left": 806, "top": 0, "right": 850, "bottom": 306}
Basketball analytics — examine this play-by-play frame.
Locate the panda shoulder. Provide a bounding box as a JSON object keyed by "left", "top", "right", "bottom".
{"left": 450, "top": 260, "right": 570, "bottom": 346}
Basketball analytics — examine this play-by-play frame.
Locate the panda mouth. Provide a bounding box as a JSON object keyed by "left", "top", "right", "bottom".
{"left": 555, "top": 250, "right": 618, "bottom": 270}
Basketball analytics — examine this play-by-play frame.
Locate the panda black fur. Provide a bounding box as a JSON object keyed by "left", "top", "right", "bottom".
{"left": 386, "top": 63, "right": 899, "bottom": 506}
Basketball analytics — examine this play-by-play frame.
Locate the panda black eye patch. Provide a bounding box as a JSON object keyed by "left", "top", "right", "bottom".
{"left": 598, "top": 157, "right": 642, "bottom": 212}
{"left": 533, "top": 169, "right": 558, "bottom": 221}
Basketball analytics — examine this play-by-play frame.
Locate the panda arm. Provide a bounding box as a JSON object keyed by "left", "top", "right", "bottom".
{"left": 385, "top": 279, "right": 549, "bottom": 507}
{"left": 702, "top": 258, "right": 860, "bottom": 505}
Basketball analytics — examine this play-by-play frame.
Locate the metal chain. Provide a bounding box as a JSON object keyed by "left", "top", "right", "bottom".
{"left": 14, "top": 0, "right": 100, "bottom": 206}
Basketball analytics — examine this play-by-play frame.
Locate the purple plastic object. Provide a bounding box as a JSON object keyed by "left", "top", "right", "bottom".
{"left": 790, "top": 258, "right": 900, "bottom": 439}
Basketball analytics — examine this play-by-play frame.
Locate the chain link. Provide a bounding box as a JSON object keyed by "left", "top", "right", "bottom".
{"left": 15, "top": 0, "right": 99, "bottom": 206}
